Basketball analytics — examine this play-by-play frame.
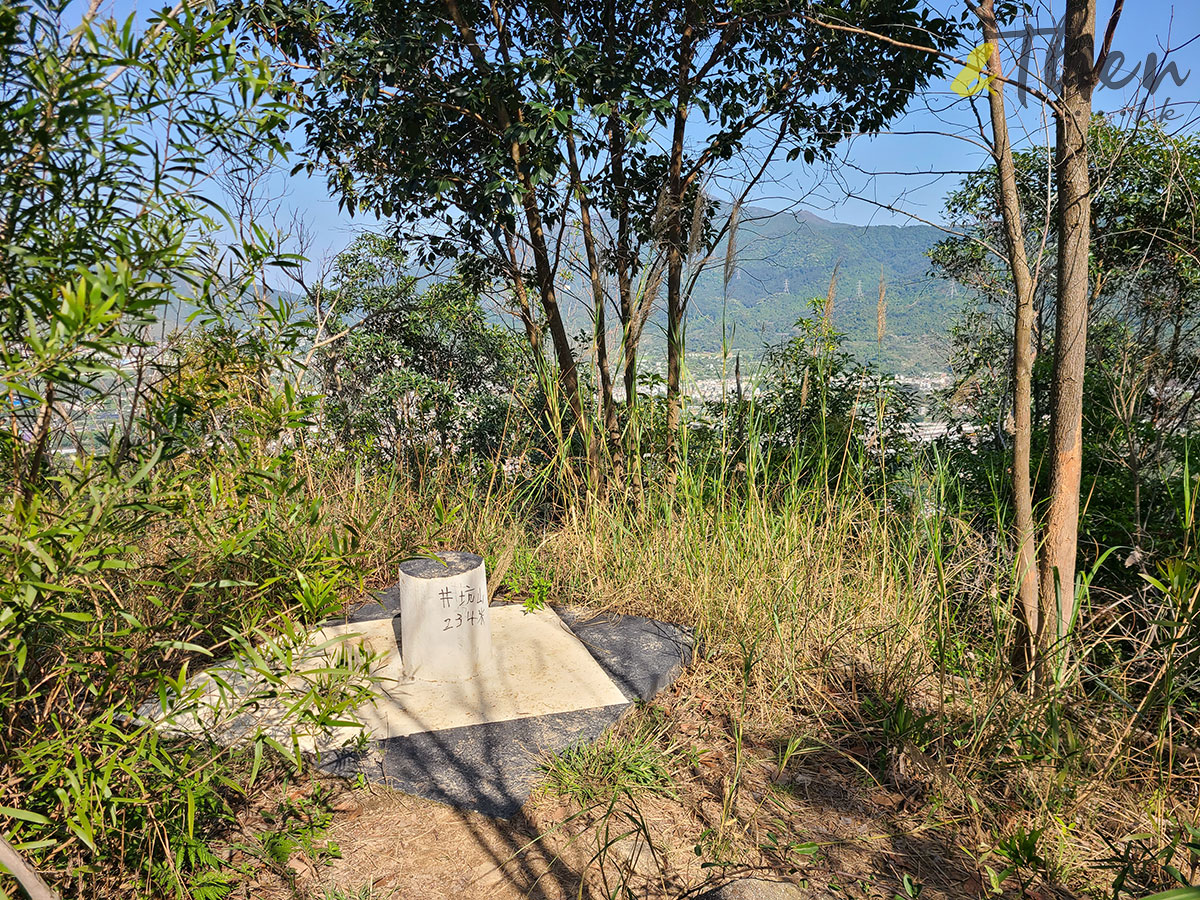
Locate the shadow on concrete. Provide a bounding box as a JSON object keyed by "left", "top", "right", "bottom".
{"left": 319, "top": 591, "right": 692, "bottom": 817}
{"left": 308, "top": 591, "right": 695, "bottom": 898}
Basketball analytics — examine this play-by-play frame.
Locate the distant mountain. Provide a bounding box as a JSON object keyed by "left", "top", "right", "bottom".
{"left": 244, "top": 207, "right": 961, "bottom": 378}
{"left": 677, "top": 207, "right": 961, "bottom": 374}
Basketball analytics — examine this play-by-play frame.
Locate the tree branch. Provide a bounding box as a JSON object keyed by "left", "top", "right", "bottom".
{"left": 806, "top": 11, "right": 1060, "bottom": 111}
{"left": 1091, "top": 0, "right": 1126, "bottom": 86}
{"left": 0, "top": 834, "right": 60, "bottom": 900}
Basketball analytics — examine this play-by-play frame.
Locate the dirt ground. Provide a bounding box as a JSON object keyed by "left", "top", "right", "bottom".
{"left": 236, "top": 665, "right": 1080, "bottom": 900}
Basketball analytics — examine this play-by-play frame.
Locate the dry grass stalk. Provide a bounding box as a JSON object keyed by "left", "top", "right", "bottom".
{"left": 876, "top": 266, "right": 887, "bottom": 347}
{"left": 724, "top": 202, "right": 740, "bottom": 290}
{"left": 631, "top": 259, "right": 665, "bottom": 349}
{"left": 687, "top": 188, "right": 707, "bottom": 263}
{"left": 824, "top": 262, "right": 840, "bottom": 328}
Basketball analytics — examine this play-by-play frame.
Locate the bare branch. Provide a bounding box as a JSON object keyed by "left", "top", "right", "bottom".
{"left": 0, "top": 834, "right": 60, "bottom": 900}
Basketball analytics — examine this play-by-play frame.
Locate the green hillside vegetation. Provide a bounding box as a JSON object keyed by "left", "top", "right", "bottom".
{"left": 638, "top": 208, "right": 961, "bottom": 374}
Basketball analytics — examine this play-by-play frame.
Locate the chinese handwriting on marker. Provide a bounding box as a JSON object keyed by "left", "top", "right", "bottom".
{"left": 443, "top": 585, "right": 485, "bottom": 630}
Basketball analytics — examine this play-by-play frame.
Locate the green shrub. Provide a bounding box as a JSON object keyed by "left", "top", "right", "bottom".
{"left": 0, "top": 3, "right": 381, "bottom": 896}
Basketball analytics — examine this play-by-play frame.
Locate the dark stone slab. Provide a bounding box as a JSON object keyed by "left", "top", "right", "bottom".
{"left": 317, "top": 593, "right": 694, "bottom": 817}
{"left": 556, "top": 608, "right": 693, "bottom": 702}
{"left": 318, "top": 703, "right": 629, "bottom": 819}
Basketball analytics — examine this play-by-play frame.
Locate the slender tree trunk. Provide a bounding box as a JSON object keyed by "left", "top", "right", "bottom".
{"left": 608, "top": 115, "right": 638, "bottom": 411}
{"left": 520, "top": 190, "right": 592, "bottom": 462}
{"left": 977, "top": 0, "right": 1040, "bottom": 674}
{"left": 597, "top": 5, "right": 636, "bottom": 417}
{"left": 22, "top": 383, "right": 55, "bottom": 502}
{"left": 664, "top": 20, "right": 695, "bottom": 491}
{"left": 1039, "top": 0, "right": 1099, "bottom": 661}
{"left": 443, "top": 0, "right": 592, "bottom": 478}
{"left": 566, "top": 131, "right": 621, "bottom": 483}
{"left": 502, "top": 229, "right": 548, "bottom": 375}
{"left": 607, "top": 114, "right": 646, "bottom": 499}
{"left": 665, "top": 243, "right": 684, "bottom": 488}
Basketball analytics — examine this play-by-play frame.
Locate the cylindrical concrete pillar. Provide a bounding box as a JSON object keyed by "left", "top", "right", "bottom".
{"left": 397, "top": 551, "right": 492, "bottom": 681}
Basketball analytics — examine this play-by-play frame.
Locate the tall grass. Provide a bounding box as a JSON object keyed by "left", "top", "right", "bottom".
{"left": 8, "top": 367, "right": 1196, "bottom": 896}
{"left": 366, "top": 379, "right": 1200, "bottom": 896}
{"left": 6, "top": 275, "right": 1196, "bottom": 898}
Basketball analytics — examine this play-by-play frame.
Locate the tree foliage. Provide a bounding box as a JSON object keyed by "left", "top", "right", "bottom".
{"left": 315, "top": 234, "right": 524, "bottom": 461}
{"left": 233, "top": 0, "right": 955, "bottom": 480}
{"left": 252, "top": 0, "right": 952, "bottom": 251}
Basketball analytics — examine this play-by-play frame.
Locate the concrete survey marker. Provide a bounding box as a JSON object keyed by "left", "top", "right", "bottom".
{"left": 395, "top": 551, "right": 491, "bottom": 682}
{"left": 316, "top": 576, "right": 693, "bottom": 818}
{"left": 147, "top": 549, "right": 692, "bottom": 819}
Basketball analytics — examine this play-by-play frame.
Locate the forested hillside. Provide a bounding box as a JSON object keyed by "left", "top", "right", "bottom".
{"left": 579, "top": 206, "right": 963, "bottom": 375}
{"left": 682, "top": 208, "right": 960, "bottom": 372}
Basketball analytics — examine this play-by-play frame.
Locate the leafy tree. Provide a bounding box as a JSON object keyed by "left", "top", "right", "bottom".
{"left": 237, "top": 0, "right": 956, "bottom": 486}
{"left": 932, "top": 118, "right": 1200, "bottom": 584}
{"left": 0, "top": 0, "right": 288, "bottom": 488}
{"left": 314, "top": 234, "right": 524, "bottom": 462}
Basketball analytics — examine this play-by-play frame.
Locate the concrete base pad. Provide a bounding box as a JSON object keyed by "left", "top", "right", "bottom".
{"left": 151, "top": 584, "right": 692, "bottom": 818}
{"left": 307, "top": 606, "right": 629, "bottom": 747}
{"left": 312, "top": 600, "right": 693, "bottom": 817}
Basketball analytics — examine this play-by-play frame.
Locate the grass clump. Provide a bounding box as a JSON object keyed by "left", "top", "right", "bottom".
{"left": 540, "top": 710, "right": 677, "bottom": 807}
{"left": 317, "top": 886, "right": 394, "bottom": 900}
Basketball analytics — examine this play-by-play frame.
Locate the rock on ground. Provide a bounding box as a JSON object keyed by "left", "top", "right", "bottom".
{"left": 695, "top": 877, "right": 810, "bottom": 900}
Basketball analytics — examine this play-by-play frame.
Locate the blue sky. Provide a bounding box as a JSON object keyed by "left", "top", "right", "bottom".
{"left": 101, "top": 0, "right": 1200, "bottom": 270}
{"left": 813, "top": 1, "right": 1200, "bottom": 228}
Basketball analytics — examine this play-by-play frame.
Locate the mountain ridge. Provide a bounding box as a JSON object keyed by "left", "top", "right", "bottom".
{"left": 679, "top": 205, "right": 960, "bottom": 374}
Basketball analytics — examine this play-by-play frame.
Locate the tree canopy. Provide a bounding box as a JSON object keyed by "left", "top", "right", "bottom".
{"left": 233, "top": 0, "right": 956, "bottom": 469}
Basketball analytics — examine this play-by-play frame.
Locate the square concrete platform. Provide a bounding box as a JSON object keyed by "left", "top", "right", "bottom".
{"left": 150, "top": 589, "right": 692, "bottom": 819}
{"left": 317, "top": 591, "right": 693, "bottom": 817}
{"left": 303, "top": 605, "right": 629, "bottom": 746}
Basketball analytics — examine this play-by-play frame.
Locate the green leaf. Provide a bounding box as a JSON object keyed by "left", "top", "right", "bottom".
{"left": 0, "top": 805, "right": 52, "bottom": 825}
